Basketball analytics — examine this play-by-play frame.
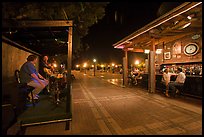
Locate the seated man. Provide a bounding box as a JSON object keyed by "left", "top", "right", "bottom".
{"left": 167, "top": 67, "right": 186, "bottom": 97}
{"left": 39, "top": 55, "right": 53, "bottom": 94}
{"left": 20, "top": 55, "right": 49, "bottom": 101}
{"left": 39, "top": 55, "right": 52, "bottom": 78}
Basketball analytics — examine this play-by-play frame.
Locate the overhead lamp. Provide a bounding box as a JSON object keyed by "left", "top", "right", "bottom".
{"left": 187, "top": 14, "right": 195, "bottom": 20}
{"left": 187, "top": 15, "right": 192, "bottom": 20}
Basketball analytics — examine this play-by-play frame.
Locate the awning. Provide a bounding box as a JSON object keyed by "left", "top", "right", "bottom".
{"left": 113, "top": 2, "right": 202, "bottom": 52}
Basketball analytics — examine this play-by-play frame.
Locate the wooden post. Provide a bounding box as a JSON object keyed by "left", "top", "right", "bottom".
{"left": 123, "top": 50, "right": 128, "bottom": 86}
{"left": 148, "top": 38, "right": 156, "bottom": 93}
{"left": 66, "top": 25, "right": 72, "bottom": 114}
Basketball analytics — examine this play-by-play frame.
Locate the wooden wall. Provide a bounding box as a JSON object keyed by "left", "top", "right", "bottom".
{"left": 156, "top": 33, "right": 202, "bottom": 65}
{"left": 2, "top": 39, "right": 40, "bottom": 115}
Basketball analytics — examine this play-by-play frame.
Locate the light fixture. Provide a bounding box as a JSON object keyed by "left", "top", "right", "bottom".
{"left": 174, "top": 20, "right": 179, "bottom": 25}
{"left": 135, "top": 60, "right": 139, "bottom": 65}
{"left": 127, "top": 48, "right": 133, "bottom": 51}
{"left": 192, "top": 34, "right": 200, "bottom": 40}
{"left": 53, "top": 63, "right": 57, "bottom": 68}
{"left": 187, "top": 14, "right": 195, "bottom": 20}
{"left": 83, "top": 63, "right": 87, "bottom": 68}
{"left": 187, "top": 15, "right": 192, "bottom": 20}
{"left": 156, "top": 49, "right": 162, "bottom": 54}
{"left": 182, "top": 22, "right": 191, "bottom": 29}
{"left": 144, "top": 49, "right": 150, "bottom": 54}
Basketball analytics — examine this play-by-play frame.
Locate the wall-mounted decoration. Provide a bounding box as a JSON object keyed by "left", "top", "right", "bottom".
{"left": 172, "top": 42, "right": 181, "bottom": 54}
{"left": 192, "top": 34, "right": 200, "bottom": 40}
{"left": 164, "top": 52, "right": 171, "bottom": 59}
{"left": 172, "top": 54, "right": 177, "bottom": 58}
{"left": 184, "top": 43, "right": 199, "bottom": 56}
{"left": 177, "top": 55, "right": 181, "bottom": 58}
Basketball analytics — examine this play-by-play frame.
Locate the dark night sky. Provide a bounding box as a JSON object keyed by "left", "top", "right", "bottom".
{"left": 81, "top": 2, "right": 183, "bottom": 64}
{"left": 81, "top": 2, "right": 163, "bottom": 64}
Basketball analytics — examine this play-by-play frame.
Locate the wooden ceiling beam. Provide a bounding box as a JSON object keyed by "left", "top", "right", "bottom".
{"left": 3, "top": 20, "right": 73, "bottom": 28}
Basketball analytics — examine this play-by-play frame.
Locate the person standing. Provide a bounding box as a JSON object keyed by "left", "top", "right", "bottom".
{"left": 20, "top": 55, "right": 49, "bottom": 101}
{"left": 161, "top": 68, "right": 174, "bottom": 97}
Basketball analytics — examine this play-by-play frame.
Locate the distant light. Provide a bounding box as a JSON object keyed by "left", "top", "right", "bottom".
{"left": 91, "top": 65, "right": 94, "bottom": 67}
{"left": 144, "top": 49, "right": 150, "bottom": 54}
{"left": 76, "top": 65, "right": 79, "bottom": 68}
{"left": 53, "top": 63, "right": 57, "bottom": 68}
{"left": 93, "top": 59, "right": 96, "bottom": 62}
{"left": 55, "top": 39, "right": 58, "bottom": 41}
{"left": 112, "top": 63, "right": 115, "bottom": 67}
{"left": 83, "top": 63, "right": 87, "bottom": 68}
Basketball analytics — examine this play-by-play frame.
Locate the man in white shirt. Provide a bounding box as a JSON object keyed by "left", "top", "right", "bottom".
{"left": 168, "top": 67, "right": 186, "bottom": 97}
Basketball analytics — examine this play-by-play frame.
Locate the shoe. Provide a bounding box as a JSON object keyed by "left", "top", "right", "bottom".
{"left": 165, "top": 93, "right": 170, "bottom": 97}
{"left": 34, "top": 96, "right": 39, "bottom": 100}
{"left": 36, "top": 94, "right": 40, "bottom": 98}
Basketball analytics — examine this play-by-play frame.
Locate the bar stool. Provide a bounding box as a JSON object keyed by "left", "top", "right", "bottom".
{"left": 15, "top": 70, "right": 35, "bottom": 107}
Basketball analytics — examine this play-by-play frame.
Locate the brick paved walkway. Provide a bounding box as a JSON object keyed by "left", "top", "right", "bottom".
{"left": 24, "top": 71, "right": 202, "bottom": 135}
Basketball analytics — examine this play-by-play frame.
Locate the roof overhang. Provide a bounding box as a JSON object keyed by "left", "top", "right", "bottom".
{"left": 113, "top": 2, "right": 202, "bottom": 51}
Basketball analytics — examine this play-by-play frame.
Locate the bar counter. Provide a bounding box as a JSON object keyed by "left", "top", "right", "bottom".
{"left": 140, "top": 73, "right": 202, "bottom": 98}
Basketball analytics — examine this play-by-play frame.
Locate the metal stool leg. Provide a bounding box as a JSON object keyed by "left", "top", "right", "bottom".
{"left": 30, "top": 91, "right": 35, "bottom": 107}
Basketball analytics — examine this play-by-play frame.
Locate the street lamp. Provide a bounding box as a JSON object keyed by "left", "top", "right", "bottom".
{"left": 93, "top": 59, "right": 96, "bottom": 76}
{"left": 83, "top": 62, "right": 87, "bottom": 74}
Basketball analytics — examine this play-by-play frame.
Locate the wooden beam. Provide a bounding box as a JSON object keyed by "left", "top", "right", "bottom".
{"left": 155, "top": 32, "right": 193, "bottom": 45}
{"left": 3, "top": 20, "right": 73, "bottom": 28}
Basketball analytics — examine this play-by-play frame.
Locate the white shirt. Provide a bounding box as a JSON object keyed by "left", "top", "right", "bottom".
{"left": 176, "top": 72, "right": 186, "bottom": 83}
{"left": 162, "top": 72, "right": 172, "bottom": 84}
